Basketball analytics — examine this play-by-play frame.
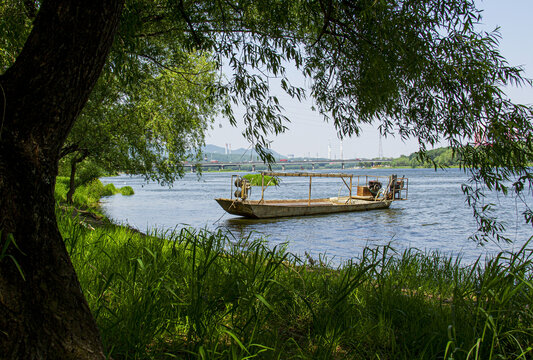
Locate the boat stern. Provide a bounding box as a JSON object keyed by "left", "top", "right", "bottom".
{"left": 215, "top": 198, "right": 258, "bottom": 218}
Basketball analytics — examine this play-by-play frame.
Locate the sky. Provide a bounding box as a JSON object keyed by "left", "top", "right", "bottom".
{"left": 206, "top": 0, "right": 533, "bottom": 159}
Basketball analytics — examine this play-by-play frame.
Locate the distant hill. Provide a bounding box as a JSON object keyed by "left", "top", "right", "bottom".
{"left": 201, "top": 144, "right": 286, "bottom": 161}
{"left": 203, "top": 144, "right": 231, "bottom": 154}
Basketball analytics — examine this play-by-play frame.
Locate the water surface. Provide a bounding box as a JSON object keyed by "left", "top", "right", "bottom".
{"left": 101, "top": 168, "right": 532, "bottom": 264}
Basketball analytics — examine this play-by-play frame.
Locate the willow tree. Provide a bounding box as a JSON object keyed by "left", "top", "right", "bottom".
{"left": 62, "top": 52, "right": 220, "bottom": 202}
{"left": 1, "top": 0, "right": 532, "bottom": 358}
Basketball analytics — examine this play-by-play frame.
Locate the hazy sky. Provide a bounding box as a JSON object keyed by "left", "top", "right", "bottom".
{"left": 206, "top": 0, "right": 533, "bottom": 159}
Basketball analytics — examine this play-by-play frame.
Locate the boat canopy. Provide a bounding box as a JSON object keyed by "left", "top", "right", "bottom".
{"left": 228, "top": 171, "right": 408, "bottom": 205}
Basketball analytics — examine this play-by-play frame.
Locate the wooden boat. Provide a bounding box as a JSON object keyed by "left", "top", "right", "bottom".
{"left": 215, "top": 172, "right": 408, "bottom": 219}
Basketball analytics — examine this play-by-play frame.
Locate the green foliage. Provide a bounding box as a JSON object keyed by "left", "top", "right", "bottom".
{"left": 119, "top": 186, "right": 134, "bottom": 196}
{"left": 75, "top": 160, "right": 105, "bottom": 186}
{"left": 0, "top": 1, "right": 32, "bottom": 72}
{"left": 243, "top": 174, "right": 279, "bottom": 186}
{"left": 55, "top": 177, "right": 134, "bottom": 208}
{"left": 58, "top": 210, "right": 533, "bottom": 359}
{"left": 390, "top": 147, "right": 460, "bottom": 168}
{"left": 62, "top": 29, "right": 223, "bottom": 185}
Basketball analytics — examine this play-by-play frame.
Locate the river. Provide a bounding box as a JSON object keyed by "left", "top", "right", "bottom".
{"left": 100, "top": 168, "right": 532, "bottom": 265}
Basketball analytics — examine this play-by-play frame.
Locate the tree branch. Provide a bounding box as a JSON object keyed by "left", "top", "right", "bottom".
{"left": 137, "top": 53, "right": 212, "bottom": 85}
{"left": 59, "top": 144, "right": 80, "bottom": 158}
{"left": 178, "top": 0, "right": 202, "bottom": 46}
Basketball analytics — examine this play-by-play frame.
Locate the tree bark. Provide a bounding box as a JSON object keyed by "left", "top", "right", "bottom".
{"left": 0, "top": 1, "right": 123, "bottom": 358}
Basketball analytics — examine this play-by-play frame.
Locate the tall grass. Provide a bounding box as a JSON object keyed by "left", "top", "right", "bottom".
{"left": 57, "top": 209, "right": 532, "bottom": 359}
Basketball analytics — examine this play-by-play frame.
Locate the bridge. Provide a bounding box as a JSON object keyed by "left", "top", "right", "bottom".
{"left": 185, "top": 158, "right": 391, "bottom": 172}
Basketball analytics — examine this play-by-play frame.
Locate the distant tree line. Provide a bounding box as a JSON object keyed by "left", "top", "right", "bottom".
{"left": 200, "top": 146, "right": 459, "bottom": 169}
{"left": 389, "top": 147, "right": 458, "bottom": 167}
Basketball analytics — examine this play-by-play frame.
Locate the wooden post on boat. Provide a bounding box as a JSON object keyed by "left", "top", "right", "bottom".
{"left": 308, "top": 176, "right": 312, "bottom": 206}
{"left": 349, "top": 176, "right": 352, "bottom": 199}
{"left": 230, "top": 175, "right": 233, "bottom": 199}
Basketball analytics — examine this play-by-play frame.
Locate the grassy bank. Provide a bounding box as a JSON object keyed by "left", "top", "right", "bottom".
{"left": 55, "top": 176, "right": 134, "bottom": 210}
{"left": 56, "top": 182, "right": 533, "bottom": 359}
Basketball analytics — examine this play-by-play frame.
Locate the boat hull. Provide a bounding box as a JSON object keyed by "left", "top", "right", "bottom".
{"left": 215, "top": 197, "right": 392, "bottom": 219}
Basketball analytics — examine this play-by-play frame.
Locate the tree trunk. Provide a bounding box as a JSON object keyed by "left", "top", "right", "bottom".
{"left": 0, "top": 1, "right": 123, "bottom": 358}
{"left": 67, "top": 150, "right": 88, "bottom": 204}
{"left": 67, "top": 158, "right": 78, "bottom": 205}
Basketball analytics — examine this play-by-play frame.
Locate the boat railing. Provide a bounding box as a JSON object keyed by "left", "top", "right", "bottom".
{"left": 251, "top": 172, "right": 408, "bottom": 204}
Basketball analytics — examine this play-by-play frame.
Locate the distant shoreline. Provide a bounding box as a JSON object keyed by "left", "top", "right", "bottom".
{"left": 199, "top": 164, "right": 461, "bottom": 173}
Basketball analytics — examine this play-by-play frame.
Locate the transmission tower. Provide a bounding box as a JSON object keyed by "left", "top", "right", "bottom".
{"left": 378, "top": 135, "right": 383, "bottom": 159}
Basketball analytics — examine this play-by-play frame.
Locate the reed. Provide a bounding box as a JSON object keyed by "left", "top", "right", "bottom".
{"left": 58, "top": 208, "right": 532, "bottom": 359}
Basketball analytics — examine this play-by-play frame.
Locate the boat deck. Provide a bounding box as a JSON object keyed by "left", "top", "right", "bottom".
{"left": 246, "top": 197, "right": 376, "bottom": 207}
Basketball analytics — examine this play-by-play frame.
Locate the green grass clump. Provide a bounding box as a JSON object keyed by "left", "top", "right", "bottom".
{"left": 58, "top": 208, "right": 533, "bottom": 359}
{"left": 102, "top": 183, "right": 118, "bottom": 196}
{"left": 243, "top": 174, "right": 279, "bottom": 186}
{"left": 70, "top": 179, "right": 102, "bottom": 208}
{"left": 119, "top": 186, "right": 134, "bottom": 196}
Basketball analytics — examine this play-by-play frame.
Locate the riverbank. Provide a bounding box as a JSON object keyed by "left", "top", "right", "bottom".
{"left": 56, "top": 179, "right": 533, "bottom": 359}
